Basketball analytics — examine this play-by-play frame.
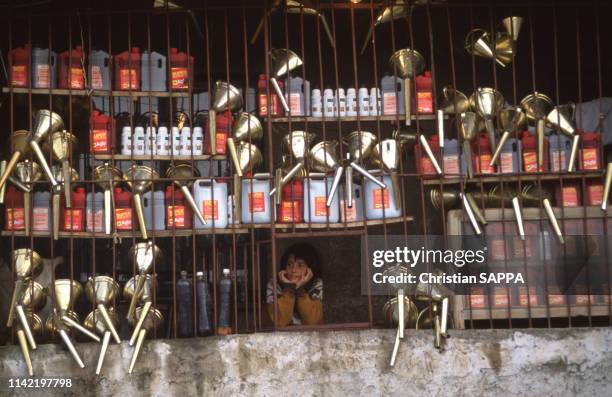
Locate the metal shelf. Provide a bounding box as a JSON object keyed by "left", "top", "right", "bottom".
{"left": 2, "top": 87, "right": 190, "bottom": 97}
{"left": 247, "top": 216, "right": 414, "bottom": 230}
{"left": 422, "top": 171, "right": 604, "bottom": 186}
{"left": 462, "top": 304, "right": 611, "bottom": 321}
{"left": 265, "top": 114, "right": 439, "bottom": 123}
{"left": 1, "top": 227, "right": 249, "bottom": 238}
{"left": 93, "top": 154, "right": 227, "bottom": 161}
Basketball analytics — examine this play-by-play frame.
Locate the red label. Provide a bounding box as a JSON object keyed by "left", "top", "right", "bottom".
{"left": 63, "top": 209, "right": 83, "bottom": 231}
{"left": 115, "top": 208, "right": 133, "bottom": 230}
{"left": 474, "top": 154, "right": 495, "bottom": 174}
{"left": 92, "top": 129, "right": 109, "bottom": 153}
{"left": 581, "top": 148, "right": 599, "bottom": 170}
{"left": 383, "top": 92, "right": 397, "bottom": 115}
{"left": 86, "top": 209, "right": 104, "bottom": 232}
{"left": 167, "top": 205, "right": 186, "bottom": 227}
{"left": 518, "top": 287, "right": 538, "bottom": 306}
{"left": 259, "top": 94, "right": 268, "bottom": 116}
{"left": 119, "top": 68, "right": 138, "bottom": 90}
{"left": 341, "top": 200, "right": 358, "bottom": 221}
{"left": 280, "top": 200, "right": 301, "bottom": 222}
{"left": 417, "top": 91, "right": 433, "bottom": 113}
{"left": 421, "top": 157, "right": 436, "bottom": 175}
{"left": 91, "top": 65, "right": 103, "bottom": 89}
{"left": 202, "top": 200, "right": 219, "bottom": 220}
{"left": 216, "top": 132, "right": 227, "bottom": 154}
{"left": 70, "top": 67, "right": 84, "bottom": 89}
{"left": 493, "top": 288, "right": 509, "bottom": 308}
{"left": 469, "top": 290, "right": 486, "bottom": 308}
{"left": 562, "top": 186, "right": 579, "bottom": 207}
{"left": 36, "top": 64, "right": 50, "bottom": 88}
{"left": 33, "top": 207, "right": 49, "bottom": 231}
{"left": 314, "top": 196, "right": 329, "bottom": 217}
{"left": 11, "top": 65, "right": 27, "bottom": 87}
{"left": 588, "top": 184, "right": 604, "bottom": 206}
{"left": 548, "top": 292, "right": 566, "bottom": 306}
{"left": 372, "top": 189, "right": 390, "bottom": 210}
{"left": 523, "top": 152, "right": 540, "bottom": 173}
{"left": 443, "top": 155, "right": 460, "bottom": 175}
{"left": 6, "top": 208, "right": 25, "bottom": 230}
{"left": 248, "top": 192, "right": 265, "bottom": 213}
{"left": 170, "top": 67, "right": 189, "bottom": 89}
{"left": 575, "top": 294, "right": 596, "bottom": 305}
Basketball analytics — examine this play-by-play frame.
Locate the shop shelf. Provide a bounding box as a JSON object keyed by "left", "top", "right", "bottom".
{"left": 93, "top": 154, "right": 227, "bottom": 161}
{"left": 422, "top": 171, "right": 604, "bottom": 186}
{"left": 265, "top": 114, "right": 439, "bottom": 123}
{"left": 2, "top": 87, "right": 190, "bottom": 97}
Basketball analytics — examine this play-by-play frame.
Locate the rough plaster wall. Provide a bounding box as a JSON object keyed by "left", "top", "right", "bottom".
{"left": 0, "top": 328, "right": 611, "bottom": 396}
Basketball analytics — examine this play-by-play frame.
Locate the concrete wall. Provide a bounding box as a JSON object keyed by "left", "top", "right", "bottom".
{"left": 1, "top": 328, "right": 611, "bottom": 396}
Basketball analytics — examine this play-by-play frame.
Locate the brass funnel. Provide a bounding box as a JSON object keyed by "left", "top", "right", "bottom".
{"left": 382, "top": 296, "right": 418, "bottom": 328}
{"left": 470, "top": 87, "right": 504, "bottom": 149}
{"left": 465, "top": 28, "right": 508, "bottom": 67}
{"left": 458, "top": 112, "right": 485, "bottom": 178}
{"left": 123, "top": 165, "right": 159, "bottom": 240}
{"left": 392, "top": 129, "right": 417, "bottom": 146}
{"left": 123, "top": 274, "right": 158, "bottom": 305}
{"left": 270, "top": 131, "right": 315, "bottom": 197}
{"left": 521, "top": 92, "right": 554, "bottom": 168}
{"left": 491, "top": 107, "right": 527, "bottom": 166}
{"left": 84, "top": 308, "right": 120, "bottom": 375}
{"left": 416, "top": 306, "right": 453, "bottom": 331}
{"left": 438, "top": 86, "right": 469, "bottom": 114}
{"left": 0, "top": 130, "right": 32, "bottom": 191}
{"left": 128, "top": 307, "right": 164, "bottom": 374}
{"left": 85, "top": 276, "right": 121, "bottom": 306}
{"left": 360, "top": 1, "right": 406, "bottom": 54}
{"left": 389, "top": 48, "right": 425, "bottom": 125}
{"left": 17, "top": 280, "right": 46, "bottom": 312}
{"left": 7, "top": 249, "right": 42, "bottom": 328}
{"left": 501, "top": 16, "right": 523, "bottom": 42}
{"left": 495, "top": 32, "right": 515, "bottom": 65}
{"left": 126, "top": 242, "right": 161, "bottom": 320}
{"left": 346, "top": 130, "right": 378, "bottom": 162}
{"left": 165, "top": 163, "right": 206, "bottom": 225}
{"left": 209, "top": 81, "right": 243, "bottom": 155}
{"left": 50, "top": 164, "right": 79, "bottom": 240}
{"left": 229, "top": 113, "right": 263, "bottom": 176}
{"left": 47, "top": 131, "right": 77, "bottom": 207}
{"left": 31, "top": 110, "right": 63, "bottom": 186}
{"left": 51, "top": 279, "right": 82, "bottom": 313}
{"left": 429, "top": 188, "right": 459, "bottom": 210}
{"left": 236, "top": 142, "right": 263, "bottom": 175}
{"left": 15, "top": 312, "right": 42, "bottom": 376}
{"left": 45, "top": 310, "right": 85, "bottom": 368}
{"left": 269, "top": 48, "right": 303, "bottom": 113}
{"left": 310, "top": 141, "right": 344, "bottom": 207}
{"left": 372, "top": 139, "right": 402, "bottom": 205}
{"left": 93, "top": 163, "right": 122, "bottom": 235}
{"left": 546, "top": 103, "right": 576, "bottom": 137}
{"left": 14, "top": 160, "right": 42, "bottom": 234}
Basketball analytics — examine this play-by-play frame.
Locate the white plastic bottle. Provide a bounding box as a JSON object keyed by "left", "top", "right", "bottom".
{"left": 133, "top": 126, "right": 145, "bottom": 156}
{"left": 156, "top": 126, "right": 170, "bottom": 156}
{"left": 346, "top": 88, "right": 357, "bottom": 117}
{"left": 121, "top": 126, "right": 132, "bottom": 155}
{"left": 171, "top": 126, "right": 182, "bottom": 156}
{"left": 311, "top": 89, "right": 322, "bottom": 117}
{"left": 145, "top": 126, "right": 157, "bottom": 155}
{"left": 337, "top": 88, "right": 346, "bottom": 117}
{"left": 179, "top": 126, "right": 192, "bottom": 157}
{"left": 358, "top": 87, "right": 370, "bottom": 116}
{"left": 323, "top": 88, "right": 334, "bottom": 118}
{"left": 369, "top": 87, "right": 381, "bottom": 116}
{"left": 192, "top": 125, "right": 204, "bottom": 155}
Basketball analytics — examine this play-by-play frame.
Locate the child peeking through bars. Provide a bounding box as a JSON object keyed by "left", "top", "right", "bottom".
{"left": 266, "top": 243, "right": 323, "bottom": 326}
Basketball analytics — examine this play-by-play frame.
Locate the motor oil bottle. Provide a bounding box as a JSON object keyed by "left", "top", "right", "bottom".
{"left": 381, "top": 75, "right": 404, "bottom": 115}
{"left": 285, "top": 76, "right": 310, "bottom": 116}
{"left": 90, "top": 109, "right": 115, "bottom": 154}
{"left": 89, "top": 49, "right": 111, "bottom": 90}
{"left": 218, "top": 268, "right": 232, "bottom": 335}
{"left": 472, "top": 132, "right": 496, "bottom": 175}
{"left": 5, "top": 187, "right": 24, "bottom": 230}
{"left": 258, "top": 74, "right": 283, "bottom": 117}
{"left": 62, "top": 187, "right": 86, "bottom": 232}
{"left": 141, "top": 50, "right": 167, "bottom": 92}
{"left": 521, "top": 130, "right": 548, "bottom": 172}
{"left": 33, "top": 191, "right": 51, "bottom": 232}
{"left": 114, "top": 187, "right": 135, "bottom": 231}
{"left": 177, "top": 271, "right": 193, "bottom": 337}
{"left": 241, "top": 173, "right": 272, "bottom": 224}
{"left": 203, "top": 111, "right": 230, "bottom": 155}
{"left": 369, "top": 87, "right": 381, "bottom": 116}
{"left": 311, "top": 88, "right": 322, "bottom": 117}
{"left": 143, "top": 190, "right": 165, "bottom": 231}
{"left": 31, "top": 47, "right": 57, "bottom": 89}
{"left": 165, "top": 186, "right": 193, "bottom": 229}
{"left": 114, "top": 47, "right": 141, "bottom": 91}
{"left": 168, "top": 48, "right": 193, "bottom": 91}
{"left": 414, "top": 134, "right": 441, "bottom": 176}
{"left": 196, "top": 271, "right": 212, "bottom": 336}
{"left": 323, "top": 88, "right": 334, "bottom": 117}
{"left": 86, "top": 191, "right": 104, "bottom": 233}
{"left": 58, "top": 45, "right": 85, "bottom": 89}
{"left": 8, "top": 44, "right": 30, "bottom": 88}
{"left": 346, "top": 88, "right": 357, "bottom": 117}
{"left": 415, "top": 71, "right": 433, "bottom": 114}
{"left": 549, "top": 134, "right": 571, "bottom": 172}
{"left": 579, "top": 131, "right": 601, "bottom": 170}
{"left": 194, "top": 179, "right": 228, "bottom": 228}
{"left": 279, "top": 179, "right": 303, "bottom": 223}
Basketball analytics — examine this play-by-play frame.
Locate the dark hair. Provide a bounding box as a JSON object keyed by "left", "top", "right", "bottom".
{"left": 280, "top": 243, "right": 321, "bottom": 278}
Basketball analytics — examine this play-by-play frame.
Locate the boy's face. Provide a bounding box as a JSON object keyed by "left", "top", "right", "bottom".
{"left": 285, "top": 254, "right": 310, "bottom": 282}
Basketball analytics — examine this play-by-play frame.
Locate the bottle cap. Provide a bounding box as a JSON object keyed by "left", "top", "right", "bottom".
{"left": 223, "top": 268, "right": 230, "bottom": 276}
{"left": 180, "top": 270, "right": 187, "bottom": 278}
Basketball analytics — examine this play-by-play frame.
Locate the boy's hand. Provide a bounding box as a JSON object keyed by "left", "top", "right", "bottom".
{"left": 296, "top": 268, "right": 313, "bottom": 289}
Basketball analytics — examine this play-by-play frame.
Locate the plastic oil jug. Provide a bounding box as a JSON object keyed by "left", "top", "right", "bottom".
{"left": 285, "top": 76, "right": 310, "bottom": 116}
{"left": 62, "top": 187, "right": 86, "bottom": 232}
{"left": 194, "top": 179, "right": 228, "bottom": 228}
{"left": 33, "top": 191, "right": 51, "bottom": 232}
{"left": 442, "top": 138, "right": 461, "bottom": 176}
{"left": 192, "top": 125, "right": 204, "bottom": 155}
{"left": 58, "top": 45, "right": 85, "bottom": 89}
{"left": 121, "top": 125, "right": 133, "bottom": 155}
{"left": 143, "top": 190, "right": 165, "bottom": 231}
{"left": 114, "top": 187, "right": 135, "bottom": 231}
{"left": 8, "top": 44, "right": 31, "bottom": 88}
{"left": 156, "top": 125, "right": 170, "bottom": 156}
{"left": 338, "top": 183, "right": 364, "bottom": 223}
{"left": 499, "top": 138, "right": 521, "bottom": 174}
{"left": 165, "top": 186, "right": 193, "bottom": 229}
{"left": 358, "top": 87, "right": 370, "bottom": 116}
{"left": 169, "top": 48, "right": 193, "bottom": 91}
{"left": 414, "top": 134, "right": 441, "bottom": 176}
{"left": 364, "top": 170, "right": 402, "bottom": 219}
{"left": 303, "top": 173, "right": 339, "bottom": 223}
{"left": 548, "top": 134, "right": 571, "bottom": 172}
{"left": 472, "top": 132, "right": 495, "bottom": 175}
{"left": 415, "top": 71, "right": 433, "bottom": 114}
{"left": 86, "top": 191, "right": 104, "bottom": 233}
{"left": 90, "top": 109, "right": 115, "bottom": 154}
{"left": 203, "top": 111, "right": 230, "bottom": 155}
{"left": 89, "top": 50, "right": 111, "bottom": 90}
{"left": 579, "top": 131, "right": 601, "bottom": 170}
{"left": 323, "top": 88, "right": 334, "bottom": 117}
{"left": 369, "top": 87, "right": 381, "bottom": 116}
{"left": 279, "top": 179, "right": 303, "bottom": 223}
{"left": 521, "top": 131, "right": 548, "bottom": 172}
{"left": 258, "top": 74, "right": 283, "bottom": 116}
{"left": 381, "top": 75, "right": 404, "bottom": 115}
{"left": 179, "top": 126, "right": 192, "bottom": 157}
{"left": 5, "top": 186, "right": 25, "bottom": 230}
{"left": 114, "top": 47, "right": 140, "bottom": 91}
{"left": 346, "top": 88, "right": 357, "bottom": 117}
{"left": 31, "top": 47, "right": 57, "bottom": 89}
{"left": 311, "top": 88, "right": 322, "bottom": 117}
{"left": 132, "top": 125, "right": 145, "bottom": 156}
{"left": 141, "top": 50, "right": 167, "bottom": 92}
{"left": 241, "top": 173, "right": 272, "bottom": 224}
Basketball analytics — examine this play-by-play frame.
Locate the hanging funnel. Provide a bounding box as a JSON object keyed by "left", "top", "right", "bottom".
{"left": 7, "top": 249, "right": 42, "bottom": 328}
{"left": 0, "top": 130, "right": 32, "bottom": 191}
{"left": 123, "top": 165, "right": 159, "bottom": 240}
{"left": 127, "top": 242, "right": 162, "bottom": 320}
{"left": 465, "top": 29, "right": 507, "bottom": 67}
{"left": 270, "top": 131, "right": 314, "bottom": 197}
{"left": 209, "top": 81, "right": 243, "bottom": 155}
{"left": 31, "top": 110, "right": 63, "bottom": 186}
{"left": 15, "top": 160, "right": 42, "bottom": 236}
{"left": 360, "top": 1, "right": 406, "bottom": 54}
{"left": 490, "top": 107, "right": 527, "bottom": 166}
{"left": 310, "top": 141, "right": 343, "bottom": 207}
{"left": 501, "top": 16, "right": 523, "bottom": 42}
{"left": 346, "top": 130, "right": 378, "bottom": 162}
{"left": 229, "top": 113, "right": 263, "bottom": 176}
{"left": 93, "top": 163, "right": 122, "bottom": 235}
{"left": 128, "top": 307, "right": 164, "bottom": 374}
{"left": 458, "top": 112, "right": 485, "bottom": 178}
{"left": 494, "top": 32, "right": 515, "bottom": 65}
{"left": 84, "top": 308, "right": 120, "bottom": 375}
{"left": 165, "top": 163, "right": 207, "bottom": 225}
{"left": 470, "top": 87, "right": 504, "bottom": 149}
{"left": 269, "top": 48, "right": 303, "bottom": 113}
{"left": 372, "top": 139, "right": 402, "bottom": 206}
{"left": 389, "top": 49, "right": 425, "bottom": 125}
{"left": 47, "top": 131, "right": 77, "bottom": 207}
{"left": 520, "top": 92, "right": 553, "bottom": 168}
{"left": 546, "top": 103, "right": 576, "bottom": 137}
{"left": 438, "top": 86, "right": 469, "bottom": 114}
{"left": 85, "top": 276, "right": 121, "bottom": 344}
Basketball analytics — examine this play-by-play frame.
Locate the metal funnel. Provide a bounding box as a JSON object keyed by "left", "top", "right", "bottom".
{"left": 438, "top": 86, "right": 469, "bottom": 114}
{"left": 345, "top": 131, "right": 386, "bottom": 189}
{"left": 389, "top": 48, "right": 425, "bottom": 125}
{"left": 458, "top": 112, "right": 485, "bottom": 178}
{"left": 491, "top": 107, "right": 527, "bottom": 166}
{"left": 392, "top": 129, "right": 417, "bottom": 146}
{"left": 470, "top": 87, "right": 504, "bottom": 149}
{"left": 128, "top": 307, "right": 164, "bottom": 374}
{"left": 51, "top": 279, "right": 82, "bottom": 313}
{"left": 165, "top": 163, "right": 206, "bottom": 225}
{"left": 84, "top": 308, "right": 120, "bottom": 375}
{"left": 85, "top": 276, "right": 121, "bottom": 345}
{"left": 360, "top": 1, "right": 406, "bottom": 54}
{"left": 31, "top": 110, "right": 63, "bottom": 186}
{"left": 236, "top": 142, "right": 263, "bottom": 175}
{"left": 502, "top": 16, "right": 523, "bottom": 42}
{"left": 16, "top": 280, "right": 46, "bottom": 312}
{"left": 429, "top": 188, "right": 459, "bottom": 210}
{"left": 126, "top": 242, "right": 161, "bottom": 320}
{"left": 45, "top": 310, "right": 86, "bottom": 367}
{"left": 50, "top": 164, "right": 79, "bottom": 240}
{"left": 465, "top": 28, "right": 507, "bottom": 67}
{"left": 15, "top": 160, "right": 42, "bottom": 236}
{"left": 269, "top": 48, "right": 303, "bottom": 113}
{"left": 270, "top": 131, "right": 314, "bottom": 197}
{"left": 310, "top": 141, "right": 344, "bottom": 207}
{"left": 15, "top": 312, "right": 42, "bottom": 376}
{"left": 209, "top": 81, "right": 243, "bottom": 155}
{"left": 93, "top": 164, "right": 122, "bottom": 235}
{"left": 372, "top": 139, "right": 402, "bottom": 205}
{"left": 520, "top": 92, "right": 553, "bottom": 168}
{"left": 229, "top": 113, "right": 263, "bottom": 176}
{"left": 123, "top": 275, "right": 158, "bottom": 305}
{"left": 494, "top": 32, "right": 514, "bottom": 65}
{"left": 47, "top": 131, "right": 77, "bottom": 207}
{"left": 546, "top": 103, "right": 576, "bottom": 137}
{"left": 0, "top": 130, "right": 32, "bottom": 191}
{"left": 123, "top": 165, "right": 159, "bottom": 240}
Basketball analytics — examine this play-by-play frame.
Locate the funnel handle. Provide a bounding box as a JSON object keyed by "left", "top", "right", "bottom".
{"left": 434, "top": 314, "right": 441, "bottom": 349}
{"left": 512, "top": 197, "right": 525, "bottom": 240}
{"left": 233, "top": 174, "right": 241, "bottom": 224}
{"left": 271, "top": 77, "right": 290, "bottom": 113}
{"left": 536, "top": 118, "right": 545, "bottom": 168}
{"left": 270, "top": 162, "right": 304, "bottom": 196}
{"left": 345, "top": 166, "right": 353, "bottom": 208}
{"left": 602, "top": 163, "right": 612, "bottom": 211}
{"left": 490, "top": 131, "right": 510, "bottom": 166}
{"left": 53, "top": 193, "right": 60, "bottom": 240}
{"left": 437, "top": 110, "right": 445, "bottom": 148}
{"left": 326, "top": 166, "right": 344, "bottom": 207}
{"left": 104, "top": 189, "right": 112, "bottom": 235}
{"left": 133, "top": 193, "right": 148, "bottom": 240}
{"left": 30, "top": 141, "right": 58, "bottom": 186}
{"left": 16, "top": 305, "right": 36, "bottom": 350}
{"left": 129, "top": 301, "right": 152, "bottom": 346}
{"left": 398, "top": 289, "right": 405, "bottom": 339}
{"left": 350, "top": 162, "right": 386, "bottom": 189}
{"left": 461, "top": 193, "right": 481, "bottom": 235}
{"left": 319, "top": 15, "right": 336, "bottom": 49}
{"left": 96, "top": 331, "right": 111, "bottom": 375}
{"left": 0, "top": 151, "right": 21, "bottom": 191}
{"left": 274, "top": 168, "right": 283, "bottom": 206}
{"left": 440, "top": 297, "right": 449, "bottom": 337}
{"left": 128, "top": 328, "right": 147, "bottom": 374}
{"left": 543, "top": 198, "right": 564, "bottom": 244}
{"left": 419, "top": 135, "right": 442, "bottom": 175}
{"left": 389, "top": 327, "right": 401, "bottom": 367}
{"left": 128, "top": 276, "right": 146, "bottom": 321}
{"left": 59, "top": 329, "right": 85, "bottom": 368}
{"left": 390, "top": 170, "right": 401, "bottom": 209}
{"left": 568, "top": 135, "right": 580, "bottom": 173}
{"left": 485, "top": 119, "right": 496, "bottom": 150}
{"left": 465, "top": 193, "right": 487, "bottom": 225}
{"left": 17, "top": 329, "right": 34, "bottom": 376}
{"left": 227, "top": 138, "right": 242, "bottom": 177}
{"left": 61, "top": 314, "right": 101, "bottom": 342}
{"left": 462, "top": 140, "right": 473, "bottom": 178}
{"left": 7, "top": 279, "right": 24, "bottom": 327}
{"left": 360, "top": 25, "right": 374, "bottom": 55}
{"left": 10, "top": 177, "right": 31, "bottom": 193}
{"left": 209, "top": 110, "right": 217, "bottom": 156}
{"left": 0, "top": 160, "right": 6, "bottom": 203}
{"left": 98, "top": 304, "right": 121, "bottom": 344}
{"left": 62, "top": 160, "right": 72, "bottom": 207}
{"left": 24, "top": 192, "right": 31, "bottom": 236}
{"left": 182, "top": 185, "right": 206, "bottom": 225}
{"left": 404, "top": 77, "right": 412, "bottom": 126}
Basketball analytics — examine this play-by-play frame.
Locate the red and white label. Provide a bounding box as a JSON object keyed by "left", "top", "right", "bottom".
{"left": 248, "top": 192, "right": 265, "bottom": 213}
{"left": 588, "top": 184, "right": 604, "bottom": 206}
{"left": 259, "top": 94, "right": 269, "bottom": 116}
{"left": 91, "top": 66, "right": 104, "bottom": 89}
{"left": 314, "top": 196, "right": 328, "bottom": 217}
{"left": 202, "top": 200, "right": 219, "bottom": 220}
{"left": 493, "top": 288, "right": 509, "bottom": 308}
{"left": 115, "top": 208, "right": 133, "bottom": 230}
{"left": 420, "top": 157, "right": 437, "bottom": 175}
{"left": 417, "top": 91, "right": 433, "bottom": 113}
{"left": 86, "top": 209, "right": 104, "bottom": 232}
{"left": 6, "top": 208, "right": 25, "bottom": 230}
{"left": 63, "top": 209, "right": 84, "bottom": 231}
{"left": 518, "top": 287, "right": 538, "bottom": 306}
{"left": 11, "top": 65, "right": 27, "bottom": 87}
{"left": 474, "top": 154, "right": 495, "bottom": 174}
{"left": 383, "top": 92, "right": 397, "bottom": 115}
{"left": 33, "top": 207, "right": 49, "bottom": 231}
{"left": 119, "top": 68, "right": 138, "bottom": 90}
{"left": 523, "top": 152, "right": 542, "bottom": 173}
{"left": 280, "top": 200, "right": 301, "bottom": 222}
{"left": 92, "top": 129, "right": 109, "bottom": 153}
{"left": 550, "top": 150, "right": 566, "bottom": 172}
{"left": 288, "top": 93, "right": 303, "bottom": 115}
{"left": 69, "top": 67, "right": 84, "bottom": 89}
{"left": 341, "top": 200, "right": 358, "bottom": 221}
{"left": 167, "top": 205, "right": 186, "bottom": 227}
{"left": 170, "top": 67, "right": 189, "bottom": 89}
{"left": 372, "top": 189, "right": 390, "bottom": 210}
{"left": 581, "top": 148, "right": 599, "bottom": 170}
{"left": 36, "top": 64, "right": 50, "bottom": 88}
{"left": 500, "top": 152, "right": 515, "bottom": 173}
{"left": 561, "top": 186, "right": 579, "bottom": 207}
{"left": 443, "top": 155, "right": 460, "bottom": 175}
